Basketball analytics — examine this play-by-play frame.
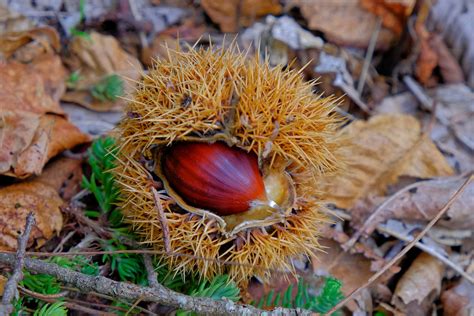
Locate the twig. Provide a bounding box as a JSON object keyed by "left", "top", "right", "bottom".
{"left": 376, "top": 224, "right": 474, "bottom": 284}
{"left": 18, "top": 286, "right": 68, "bottom": 300}
{"left": 325, "top": 175, "right": 472, "bottom": 314}
{"left": 0, "top": 254, "right": 313, "bottom": 316}
{"left": 357, "top": 17, "right": 382, "bottom": 94}
{"left": 4, "top": 249, "right": 289, "bottom": 274}
{"left": 143, "top": 254, "right": 162, "bottom": 289}
{"left": 0, "top": 212, "right": 35, "bottom": 316}
{"left": 403, "top": 75, "right": 434, "bottom": 110}
{"left": 150, "top": 187, "right": 171, "bottom": 253}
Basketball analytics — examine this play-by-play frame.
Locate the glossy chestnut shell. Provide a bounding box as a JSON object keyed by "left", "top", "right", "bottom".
{"left": 161, "top": 141, "right": 266, "bottom": 216}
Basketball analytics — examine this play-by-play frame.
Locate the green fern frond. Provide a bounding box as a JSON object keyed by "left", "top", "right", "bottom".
{"left": 33, "top": 301, "right": 67, "bottom": 316}
{"left": 91, "top": 74, "right": 124, "bottom": 102}
{"left": 255, "top": 277, "right": 344, "bottom": 314}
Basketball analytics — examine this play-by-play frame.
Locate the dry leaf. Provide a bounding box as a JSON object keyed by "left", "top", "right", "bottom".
{"left": 201, "top": 0, "right": 281, "bottom": 33}
{"left": 62, "top": 31, "right": 143, "bottom": 112}
{"left": 0, "top": 275, "right": 6, "bottom": 296}
{"left": 441, "top": 278, "right": 474, "bottom": 316}
{"left": 290, "top": 0, "right": 396, "bottom": 49}
{"left": 392, "top": 253, "right": 444, "bottom": 313}
{"left": 0, "top": 5, "right": 34, "bottom": 35}
{"left": 0, "top": 26, "right": 60, "bottom": 62}
{"left": 0, "top": 181, "right": 63, "bottom": 251}
{"left": 0, "top": 61, "right": 89, "bottom": 178}
{"left": 352, "top": 175, "right": 474, "bottom": 233}
{"left": 360, "top": 0, "right": 416, "bottom": 35}
{"left": 36, "top": 157, "right": 84, "bottom": 201}
{"left": 415, "top": 24, "right": 438, "bottom": 85}
{"left": 429, "top": 34, "right": 465, "bottom": 84}
{"left": 321, "top": 114, "right": 454, "bottom": 209}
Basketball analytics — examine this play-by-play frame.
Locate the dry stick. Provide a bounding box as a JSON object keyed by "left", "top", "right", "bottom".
{"left": 357, "top": 17, "right": 382, "bottom": 94}
{"left": 376, "top": 225, "right": 474, "bottom": 284}
{"left": 0, "top": 254, "right": 313, "bottom": 316}
{"left": 143, "top": 254, "right": 161, "bottom": 289}
{"left": 325, "top": 175, "right": 472, "bottom": 315}
{"left": 0, "top": 212, "right": 35, "bottom": 316}
{"left": 151, "top": 187, "right": 171, "bottom": 253}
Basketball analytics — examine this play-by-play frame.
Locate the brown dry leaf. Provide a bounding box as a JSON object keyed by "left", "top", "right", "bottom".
{"left": 429, "top": 34, "right": 465, "bottom": 84}
{"left": 0, "top": 61, "right": 64, "bottom": 115}
{"left": 11, "top": 115, "right": 89, "bottom": 178}
{"left": 360, "top": 0, "right": 416, "bottom": 35}
{"left": 62, "top": 31, "right": 143, "bottom": 112}
{"left": 0, "top": 60, "right": 88, "bottom": 178}
{"left": 352, "top": 175, "right": 474, "bottom": 233}
{"left": 321, "top": 114, "right": 454, "bottom": 209}
{"left": 0, "top": 5, "right": 34, "bottom": 35}
{"left": 201, "top": 0, "right": 281, "bottom": 33}
{"left": 415, "top": 24, "right": 438, "bottom": 85}
{"left": 0, "top": 180, "right": 63, "bottom": 251}
{"left": 289, "top": 0, "right": 396, "bottom": 49}
{"left": 36, "top": 157, "right": 84, "bottom": 201}
{"left": 0, "top": 26, "right": 60, "bottom": 62}
{"left": 441, "top": 278, "right": 474, "bottom": 316}
{"left": 392, "top": 253, "right": 444, "bottom": 314}
{"left": 0, "top": 275, "right": 6, "bottom": 296}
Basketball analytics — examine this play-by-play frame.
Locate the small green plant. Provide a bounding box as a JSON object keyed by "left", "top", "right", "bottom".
{"left": 255, "top": 277, "right": 344, "bottom": 314}
{"left": 69, "top": 0, "right": 91, "bottom": 40}
{"left": 66, "top": 70, "right": 81, "bottom": 88}
{"left": 91, "top": 74, "right": 124, "bottom": 102}
{"left": 177, "top": 275, "right": 240, "bottom": 316}
{"left": 33, "top": 302, "right": 67, "bottom": 316}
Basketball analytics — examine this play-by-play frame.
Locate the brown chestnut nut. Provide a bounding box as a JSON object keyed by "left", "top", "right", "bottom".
{"left": 161, "top": 141, "right": 266, "bottom": 216}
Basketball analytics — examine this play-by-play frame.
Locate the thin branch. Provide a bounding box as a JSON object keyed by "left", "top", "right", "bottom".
{"left": 0, "top": 212, "right": 35, "bottom": 316}
{"left": 325, "top": 175, "right": 472, "bottom": 314}
{"left": 376, "top": 224, "right": 474, "bottom": 284}
{"left": 0, "top": 254, "right": 313, "bottom": 316}
{"left": 150, "top": 187, "right": 171, "bottom": 253}
{"left": 357, "top": 17, "right": 382, "bottom": 94}
{"left": 143, "top": 254, "right": 161, "bottom": 289}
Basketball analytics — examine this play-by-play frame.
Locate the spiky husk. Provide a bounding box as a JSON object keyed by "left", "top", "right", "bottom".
{"left": 113, "top": 44, "right": 343, "bottom": 286}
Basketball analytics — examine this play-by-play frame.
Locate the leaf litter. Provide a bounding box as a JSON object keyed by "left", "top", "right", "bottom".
{"left": 0, "top": 1, "right": 473, "bottom": 315}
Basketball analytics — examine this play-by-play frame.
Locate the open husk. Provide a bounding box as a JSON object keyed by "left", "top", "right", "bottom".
{"left": 113, "top": 44, "right": 344, "bottom": 285}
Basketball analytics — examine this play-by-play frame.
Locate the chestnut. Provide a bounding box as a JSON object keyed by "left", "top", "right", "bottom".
{"left": 161, "top": 141, "right": 267, "bottom": 216}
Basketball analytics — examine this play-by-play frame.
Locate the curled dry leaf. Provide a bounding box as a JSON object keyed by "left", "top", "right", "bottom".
{"left": 62, "top": 31, "right": 143, "bottom": 112}
{"left": 360, "top": 0, "right": 416, "bottom": 35}
{"left": 201, "top": 0, "right": 281, "bottom": 33}
{"left": 321, "top": 114, "right": 454, "bottom": 209}
{"left": 0, "top": 181, "right": 63, "bottom": 251}
{"left": 289, "top": 0, "right": 396, "bottom": 49}
{"left": 0, "top": 26, "right": 60, "bottom": 62}
{"left": 392, "top": 253, "right": 444, "bottom": 313}
{"left": 0, "top": 61, "right": 89, "bottom": 178}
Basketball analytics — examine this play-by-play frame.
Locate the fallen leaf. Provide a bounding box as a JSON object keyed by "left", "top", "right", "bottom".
{"left": 0, "top": 26, "right": 60, "bottom": 62}
{"left": 289, "top": 0, "right": 396, "bottom": 49}
{"left": 0, "top": 180, "right": 63, "bottom": 251}
{"left": 36, "top": 157, "right": 84, "bottom": 201}
{"left": 62, "top": 31, "right": 143, "bottom": 112}
{"left": 10, "top": 115, "right": 89, "bottom": 178}
{"left": 360, "top": 0, "right": 416, "bottom": 35}
{"left": 0, "top": 275, "right": 6, "bottom": 296}
{"left": 415, "top": 24, "right": 438, "bottom": 86}
{"left": 429, "top": 0, "right": 474, "bottom": 88}
{"left": 0, "top": 5, "right": 34, "bottom": 35}
{"left": 201, "top": 0, "right": 282, "bottom": 33}
{"left": 441, "top": 278, "right": 474, "bottom": 316}
{"left": 392, "top": 253, "right": 444, "bottom": 314}
{"left": 429, "top": 34, "right": 465, "bottom": 84}
{"left": 352, "top": 175, "right": 474, "bottom": 233}
{"left": 321, "top": 114, "right": 454, "bottom": 209}
{"left": 0, "top": 61, "right": 64, "bottom": 115}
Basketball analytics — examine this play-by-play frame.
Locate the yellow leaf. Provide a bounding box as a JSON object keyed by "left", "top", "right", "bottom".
{"left": 321, "top": 114, "right": 454, "bottom": 209}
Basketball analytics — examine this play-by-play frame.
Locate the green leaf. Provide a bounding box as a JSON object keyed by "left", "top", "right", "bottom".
{"left": 33, "top": 302, "right": 67, "bottom": 316}
{"left": 91, "top": 74, "right": 124, "bottom": 102}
